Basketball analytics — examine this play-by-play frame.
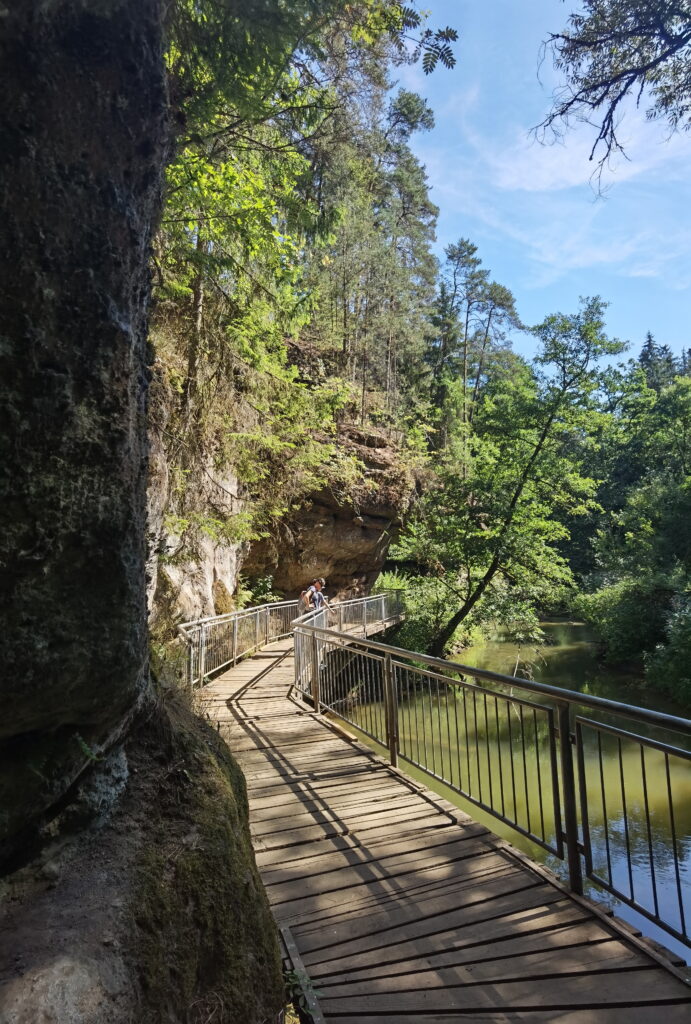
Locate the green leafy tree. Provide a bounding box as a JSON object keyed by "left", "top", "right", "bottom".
{"left": 396, "top": 298, "right": 625, "bottom": 656}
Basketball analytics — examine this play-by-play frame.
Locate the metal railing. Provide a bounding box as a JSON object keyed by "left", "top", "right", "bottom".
{"left": 179, "top": 600, "right": 299, "bottom": 688}
{"left": 178, "top": 591, "right": 403, "bottom": 690}
{"left": 292, "top": 617, "right": 691, "bottom": 954}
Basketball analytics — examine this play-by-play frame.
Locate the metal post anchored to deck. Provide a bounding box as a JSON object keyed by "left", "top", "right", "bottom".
{"left": 310, "top": 633, "right": 321, "bottom": 710}
{"left": 558, "top": 702, "right": 583, "bottom": 895}
{"left": 384, "top": 653, "right": 398, "bottom": 767}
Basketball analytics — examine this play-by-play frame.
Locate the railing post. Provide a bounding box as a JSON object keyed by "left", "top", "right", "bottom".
{"left": 265, "top": 606, "right": 270, "bottom": 645}
{"left": 255, "top": 608, "right": 260, "bottom": 650}
{"left": 363, "top": 600, "right": 368, "bottom": 637}
{"left": 384, "top": 653, "right": 398, "bottom": 767}
{"left": 232, "top": 616, "right": 238, "bottom": 665}
{"left": 199, "top": 624, "right": 206, "bottom": 685}
{"left": 558, "top": 702, "right": 583, "bottom": 895}
{"left": 310, "top": 632, "right": 321, "bottom": 711}
{"left": 186, "top": 636, "right": 194, "bottom": 691}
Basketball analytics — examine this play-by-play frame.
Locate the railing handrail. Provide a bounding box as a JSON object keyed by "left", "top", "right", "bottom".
{"left": 293, "top": 620, "right": 691, "bottom": 739}
{"left": 178, "top": 598, "right": 299, "bottom": 634}
{"left": 178, "top": 591, "right": 397, "bottom": 636}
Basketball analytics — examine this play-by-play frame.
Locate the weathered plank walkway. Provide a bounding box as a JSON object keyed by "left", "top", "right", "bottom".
{"left": 201, "top": 641, "right": 691, "bottom": 1023}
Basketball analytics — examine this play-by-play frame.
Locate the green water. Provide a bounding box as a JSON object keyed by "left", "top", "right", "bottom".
{"left": 342, "top": 620, "right": 691, "bottom": 966}
{"left": 457, "top": 619, "right": 685, "bottom": 714}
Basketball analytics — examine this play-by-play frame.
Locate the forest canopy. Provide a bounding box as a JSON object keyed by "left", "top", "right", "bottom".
{"left": 150, "top": 0, "right": 691, "bottom": 705}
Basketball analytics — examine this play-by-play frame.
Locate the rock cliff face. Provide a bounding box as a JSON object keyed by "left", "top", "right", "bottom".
{"left": 147, "top": 424, "right": 417, "bottom": 623}
{"left": 0, "top": 0, "right": 168, "bottom": 858}
{"left": 243, "top": 426, "right": 416, "bottom": 599}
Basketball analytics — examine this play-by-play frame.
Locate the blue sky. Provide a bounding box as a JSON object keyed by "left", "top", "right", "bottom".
{"left": 398, "top": 0, "right": 691, "bottom": 361}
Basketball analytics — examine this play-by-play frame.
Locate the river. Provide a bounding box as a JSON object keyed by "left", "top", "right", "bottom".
{"left": 345, "top": 620, "right": 691, "bottom": 967}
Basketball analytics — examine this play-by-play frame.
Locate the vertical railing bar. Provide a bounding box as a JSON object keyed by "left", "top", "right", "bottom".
{"left": 533, "top": 707, "right": 546, "bottom": 843}
{"left": 519, "top": 703, "right": 531, "bottom": 834}
{"left": 438, "top": 679, "right": 448, "bottom": 782}
{"left": 618, "top": 735, "right": 635, "bottom": 903}
{"left": 360, "top": 654, "right": 370, "bottom": 737}
{"left": 548, "top": 707, "right": 564, "bottom": 858}
{"left": 575, "top": 720, "right": 592, "bottom": 875}
{"left": 558, "top": 702, "right": 583, "bottom": 895}
{"left": 413, "top": 668, "right": 421, "bottom": 766}
{"left": 507, "top": 698, "right": 518, "bottom": 824}
{"left": 484, "top": 691, "right": 493, "bottom": 810}
{"left": 311, "top": 632, "right": 320, "bottom": 711}
{"left": 444, "top": 679, "right": 453, "bottom": 787}
{"left": 366, "top": 654, "right": 375, "bottom": 739}
{"left": 426, "top": 675, "right": 434, "bottom": 776}
{"left": 462, "top": 687, "right": 472, "bottom": 796}
{"left": 380, "top": 656, "right": 386, "bottom": 747}
{"left": 597, "top": 728, "right": 612, "bottom": 884}
{"left": 495, "top": 696, "right": 506, "bottom": 819}
{"left": 640, "top": 744, "right": 659, "bottom": 920}
{"left": 369, "top": 654, "right": 378, "bottom": 740}
{"left": 452, "top": 682, "right": 463, "bottom": 792}
{"left": 664, "top": 751, "right": 687, "bottom": 938}
{"left": 199, "top": 624, "right": 206, "bottom": 685}
{"left": 473, "top": 690, "right": 482, "bottom": 803}
{"left": 385, "top": 653, "right": 397, "bottom": 767}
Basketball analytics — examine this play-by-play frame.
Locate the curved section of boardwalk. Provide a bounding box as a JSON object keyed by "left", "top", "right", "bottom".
{"left": 202, "top": 642, "right": 691, "bottom": 1023}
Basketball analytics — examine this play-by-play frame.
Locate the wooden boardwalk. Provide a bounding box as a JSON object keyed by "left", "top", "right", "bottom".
{"left": 201, "top": 641, "right": 691, "bottom": 1023}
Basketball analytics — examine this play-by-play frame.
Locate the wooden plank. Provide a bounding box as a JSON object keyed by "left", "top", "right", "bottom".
{"left": 309, "top": 907, "right": 602, "bottom": 982}
{"left": 316, "top": 937, "right": 649, "bottom": 995}
{"left": 331, "top": 1009, "right": 691, "bottom": 1024}
{"left": 252, "top": 810, "right": 450, "bottom": 852}
{"left": 267, "top": 842, "right": 509, "bottom": 906}
{"left": 262, "top": 835, "right": 496, "bottom": 892}
{"left": 198, "top": 642, "right": 691, "bottom": 1023}
{"left": 249, "top": 783, "right": 418, "bottom": 820}
{"left": 318, "top": 966, "right": 689, "bottom": 1013}
{"left": 254, "top": 821, "right": 459, "bottom": 868}
{"left": 273, "top": 863, "right": 535, "bottom": 926}
{"left": 297, "top": 882, "right": 566, "bottom": 961}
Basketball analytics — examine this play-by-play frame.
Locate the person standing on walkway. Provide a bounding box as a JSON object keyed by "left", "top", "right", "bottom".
{"left": 305, "top": 577, "right": 326, "bottom": 610}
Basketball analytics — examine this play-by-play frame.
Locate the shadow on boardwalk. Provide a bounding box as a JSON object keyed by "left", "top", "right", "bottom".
{"left": 201, "top": 642, "right": 691, "bottom": 1024}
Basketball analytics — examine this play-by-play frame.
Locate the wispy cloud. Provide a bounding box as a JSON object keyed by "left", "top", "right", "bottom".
{"left": 412, "top": 96, "right": 691, "bottom": 291}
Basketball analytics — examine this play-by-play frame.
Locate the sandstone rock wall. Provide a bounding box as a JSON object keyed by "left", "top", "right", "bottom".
{"left": 240, "top": 426, "right": 417, "bottom": 600}
{"left": 0, "top": 0, "right": 168, "bottom": 857}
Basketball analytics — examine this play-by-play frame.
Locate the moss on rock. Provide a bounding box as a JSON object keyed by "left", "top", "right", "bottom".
{"left": 132, "top": 697, "right": 283, "bottom": 1024}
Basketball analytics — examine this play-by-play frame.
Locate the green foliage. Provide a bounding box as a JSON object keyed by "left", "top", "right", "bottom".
{"left": 284, "top": 967, "right": 323, "bottom": 1016}
{"left": 565, "top": 360, "right": 691, "bottom": 698}
{"left": 645, "top": 602, "right": 691, "bottom": 704}
{"left": 241, "top": 574, "right": 283, "bottom": 606}
{"left": 573, "top": 576, "right": 673, "bottom": 662}
{"left": 393, "top": 298, "right": 617, "bottom": 656}
{"left": 151, "top": 1, "right": 453, "bottom": 589}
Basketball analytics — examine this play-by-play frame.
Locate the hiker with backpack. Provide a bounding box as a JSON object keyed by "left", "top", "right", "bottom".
{"left": 299, "top": 577, "right": 328, "bottom": 614}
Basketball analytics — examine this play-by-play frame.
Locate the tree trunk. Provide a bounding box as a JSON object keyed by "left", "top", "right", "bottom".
{"left": 0, "top": 0, "right": 169, "bottom": 855}
{"left": 429, "top": 396, "right": 565, "bottom": 658}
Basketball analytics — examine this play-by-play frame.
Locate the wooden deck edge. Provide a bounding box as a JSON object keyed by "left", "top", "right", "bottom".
{"left": 280, "top": 924, "right": 327, "bottom": 1024}
{"left": 488, "top": 835, "right": 691, "bottom": 986}
{"left": 288, "top": 690, "right": 691, "bottom": 989}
